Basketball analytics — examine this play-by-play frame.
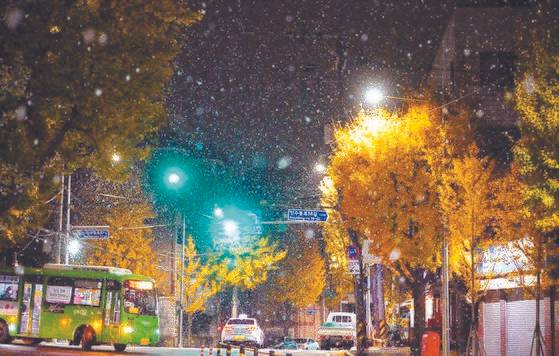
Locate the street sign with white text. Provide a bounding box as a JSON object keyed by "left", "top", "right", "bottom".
{"left": 348, "top": 260, "right": 361, "bottom": 275}
{"left": 287, "top": 209, "right": 328, "bottom": 222}
{"left": 73, "top": 229, "right": 110, "bottom": 240}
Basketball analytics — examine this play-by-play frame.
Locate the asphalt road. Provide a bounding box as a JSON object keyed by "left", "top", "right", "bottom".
{"left": 0, "top": 342, "right": 408, "bottom": 356}
{"left": 0, "top": 343, "right": 249, "bottom": 356}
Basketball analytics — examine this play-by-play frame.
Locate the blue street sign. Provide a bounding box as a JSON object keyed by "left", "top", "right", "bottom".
{"left": 73, "top": 229, "right": 110, "bottom": 240}
{"left": 347, "top": 246, "right": 359, "bottom": 259}
{"left": 287, "top": 209, "right": 328, "bottom": 222}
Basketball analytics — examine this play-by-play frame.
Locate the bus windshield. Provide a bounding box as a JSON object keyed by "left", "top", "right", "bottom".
{"left": 123, "top": 280, "right": 157, "bottom": 316}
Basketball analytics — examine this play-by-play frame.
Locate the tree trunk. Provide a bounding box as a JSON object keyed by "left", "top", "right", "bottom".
{"left": 349, "top": 229, "right": 367, "bottom": 356}
{"left": 411, "top": 282, "right": 426, "bottom": 355}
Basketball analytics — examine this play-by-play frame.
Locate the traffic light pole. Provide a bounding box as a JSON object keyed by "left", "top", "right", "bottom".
{"left": 178, "top": 214, "right": 186, "bottom": 347}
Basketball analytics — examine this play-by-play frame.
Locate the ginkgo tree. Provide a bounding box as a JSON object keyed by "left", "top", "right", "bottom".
{"left": 0, "top": 1, "right": 200, "bottom": 245}
{"left": 85, "top": 203, "right": 168, "bottom": 294}
{"left": 178, "top": 236, "right": 228, "bottom": 346}
{"left": 255, "top": 234, "right": 325, "bottom": 334}
{"left": 321, "top": 102, "right": 478, "bottom": 350}
{"left": 440, "top": 146, "right": 524, "bottom": 355}
{"left": 513, "top": 37, "right": 559, "bottom": 356}
{"left": 323, "top": 106, "right": 447, "bottom": 350}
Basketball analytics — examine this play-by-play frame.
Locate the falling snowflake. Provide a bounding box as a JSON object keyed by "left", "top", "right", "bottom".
{"left": 277, "top": 156, "right": 292, "bottom": 169}
{"left": 15, "top": 106, "right": 26, "bottom": 121}
{"left": 4, "top": 8, "right": 24, "bottom": 30}
{"left": 95, "top": 88, "right": 103, "bottom": 96}
{"left": 304, "top": 229, "right": 315, "bottom": 239}
{"left": 476, "top": 109, "right": 484, "bottom": 118}
{"left": 98, "top": 32, "right": 108, "bottom": 45}
{"left": 82, "top": 28, "right": 95, "bottom": 44}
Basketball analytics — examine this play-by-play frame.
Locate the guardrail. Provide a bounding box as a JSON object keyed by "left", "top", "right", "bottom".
{"left": 212, "top": 343, "right": 288, "bottom": 356}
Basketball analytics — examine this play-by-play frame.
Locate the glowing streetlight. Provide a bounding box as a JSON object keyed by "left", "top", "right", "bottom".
{"left": 167, "top": 172, "right": 180, "bottom": 185}
{"left": 214, "top": 207, "right": 224, "bottom": 219}
{"left": 68, "top": 239, "right": 81, "bottom": 256}
{"left": 364, "top": 87, "right": 384, "bottom": 105}
{"left": 223, "top": 220, "right": 239, "bottom": 238}
{"left": 111, "top": 152, "right": 121, "bottom": 163}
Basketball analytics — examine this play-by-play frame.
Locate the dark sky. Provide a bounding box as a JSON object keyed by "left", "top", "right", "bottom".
{"left": 168, "top": 0, "right": 453, "bottom": 190}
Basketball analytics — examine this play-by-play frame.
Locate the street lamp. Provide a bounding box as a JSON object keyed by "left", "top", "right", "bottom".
{"left": 68, "top": 239, "right": 81, "bottom": 257}
{"left": 213, "top": 207, "right": 224, "bottom": 219}
{"left": 111, "top": 152, "right": 121, "bottom": 163}
{"left": 364, "top": 87, "right": 385, "bottom": 105}
{"left": 223, "top": 220, "right": 240, "bottom": 240}
{"left": 167, "top": 172, "right": 180, "bottom": 185}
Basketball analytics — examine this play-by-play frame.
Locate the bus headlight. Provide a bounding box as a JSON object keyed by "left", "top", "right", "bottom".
{"left": 122, "top": 325, "right": 134, "bottom": 334}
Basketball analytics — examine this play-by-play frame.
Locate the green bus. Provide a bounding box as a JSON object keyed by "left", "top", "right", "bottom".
{"left": 0, "top": 263, "right": 160, "bottom": 352}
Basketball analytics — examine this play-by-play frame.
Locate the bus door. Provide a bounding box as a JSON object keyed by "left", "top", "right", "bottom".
{"left": 103, "top": 280, "right": 121, "bottom": 341}
{"left": 18, "top": 275, "right": 43, "bottom": 336}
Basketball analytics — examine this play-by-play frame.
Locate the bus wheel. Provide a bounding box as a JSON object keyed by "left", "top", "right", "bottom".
{"left": 0, "top": 320, "right": 11, "bottom": 344}
{"left": 80, "top": 326, "right": 95, "bottom": 351}
{"left": 114, "top": 343, "right": 127, "bottom": 352}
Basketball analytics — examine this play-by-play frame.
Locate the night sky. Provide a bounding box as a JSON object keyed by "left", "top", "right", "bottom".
{"left": 169, "top": 0, "right": 453, "bottom": 181}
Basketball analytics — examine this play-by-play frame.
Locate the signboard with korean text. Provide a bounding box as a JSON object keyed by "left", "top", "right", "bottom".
{"left": 287, "top": 209, "right": 328, "bottom": 222}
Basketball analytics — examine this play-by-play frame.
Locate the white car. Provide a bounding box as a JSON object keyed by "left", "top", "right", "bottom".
{"left": 221, "top": 314, "right": 264, "bottom": 347}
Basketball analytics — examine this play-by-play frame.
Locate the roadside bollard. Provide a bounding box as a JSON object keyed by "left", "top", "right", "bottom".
{"left": 209, "top": 347, "right": 213, "bottom": 356}
{"left": 201, "top": 345, "right": 205, "bottom": 356}
{"left": 226, "top": 344, "right": 232, "bottom": 356}
{"left": 217, "top": 347, "right": 222, "bottom": 356}
{"left": 240, "top": 344, "right": 245, "bottom": 356}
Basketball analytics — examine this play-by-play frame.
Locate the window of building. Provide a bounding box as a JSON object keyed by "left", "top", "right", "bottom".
{"left": 480, "top": 51, "right": 515, "bottom": 89}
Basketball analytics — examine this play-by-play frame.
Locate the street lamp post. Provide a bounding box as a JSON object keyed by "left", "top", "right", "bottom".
{"left": 178, "top": 214, "right": 186, "bottom": 348}
{"left": 64, "top": 174, "right": 72, "bottom": 265}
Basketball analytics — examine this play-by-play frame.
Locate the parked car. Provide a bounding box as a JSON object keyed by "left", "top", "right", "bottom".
{"left": 317, "top": 312, "right": 356, "bottom": 350}
{"left": 273, "top": 338, "right": 298, "bottom": 350}
{"left": 294, "top": 338, "right": 320, "bottom": 350}
{"left": 220, "top": 314, "right": 264, "bottom": 347}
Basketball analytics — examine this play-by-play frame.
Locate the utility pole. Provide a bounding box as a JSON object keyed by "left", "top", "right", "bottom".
{"left": 64, "top": 174, "right": 72, "bottom": 265}
{"left": 57, "top": 173, "right": 65, "bottom": 264}
{"left": 178, "top": 214, "right": 186, "bottom": 347}
{"left": 441, "top": 237, "right": 450, "bottom": 356}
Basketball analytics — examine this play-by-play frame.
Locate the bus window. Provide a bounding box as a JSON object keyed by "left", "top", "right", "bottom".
{"left": 123, "top": 280, "right": 157, "bottom": 316}
{"left": 45, "top": 277, "right": 73, "bottom": 308}
{"left": 72, "top": 280, "right": 101, "bottom": 306}
{"left": 0, "top": 275, "right": 19, "bottom": 301}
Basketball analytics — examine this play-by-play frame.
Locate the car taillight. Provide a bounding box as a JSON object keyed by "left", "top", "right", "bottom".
{"left": 344, "top": 336, "right": 352, "bottom": 340}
